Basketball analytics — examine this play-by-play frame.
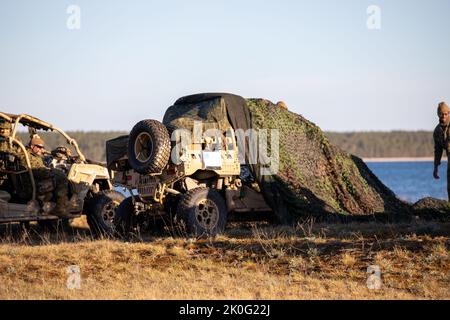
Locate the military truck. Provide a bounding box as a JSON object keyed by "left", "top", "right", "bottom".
{"left": 0, "top": 112, "right": 125, "bottom": 235}
{"left": 108, "top": 93, "right": 272, "bottom": 237}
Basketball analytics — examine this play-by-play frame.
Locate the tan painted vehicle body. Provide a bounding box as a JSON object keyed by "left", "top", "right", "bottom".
{"left": 113, "top": 133, "right": 270, "bottom": 215}
{"left": 110, "top": 97, "right": 272, "bottom": 236}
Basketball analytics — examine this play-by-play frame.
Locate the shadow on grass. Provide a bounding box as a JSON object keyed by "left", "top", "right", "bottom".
{"left": 1, "top": 217, "right": 448, "bottom": 250}
{"left": 0, "top": 222, "right": 96, "bottom": 246}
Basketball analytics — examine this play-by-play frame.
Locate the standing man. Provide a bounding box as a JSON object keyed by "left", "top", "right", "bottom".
{"left": 433, "top": 102, "right": 450, "bottom": 200}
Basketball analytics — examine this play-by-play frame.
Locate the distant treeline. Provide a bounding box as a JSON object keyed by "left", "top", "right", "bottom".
{"left": 17, "top": 131, "right": 127, "bottom": 162}
{"left": 16, "top": 130, "right": 435, "bottom": 162}
{"left": 325, "top": 131, "right": 434, "bottom": 158}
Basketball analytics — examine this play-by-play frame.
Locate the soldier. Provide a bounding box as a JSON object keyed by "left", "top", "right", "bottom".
{"left": 23, "top": 135, "right": 71, "bottom": 217}
{"left": 0, "top": 119, "right": 15, "bottom": 188}
{"left": 49, "top": 146, "right": 73, "bottom": 172}
{"left": 433, "top": 102, "right": 450, "bottom": 200}
{"left": 0, "top": 119, "right": 11, "bottom": 137}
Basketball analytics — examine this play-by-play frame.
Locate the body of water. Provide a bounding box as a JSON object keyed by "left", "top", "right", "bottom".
{"left": 367, "top": 161, "right": 447, "bottom": 203}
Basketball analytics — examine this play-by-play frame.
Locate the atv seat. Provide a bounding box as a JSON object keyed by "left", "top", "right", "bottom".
{"left": 0, "top": 190, "right": 11, "bottom": 202}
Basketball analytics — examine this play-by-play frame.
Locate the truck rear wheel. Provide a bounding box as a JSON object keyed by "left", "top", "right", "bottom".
{"left": 127, "top": 119, "right": 171, "bottom": 174}
{"left": 86, "top": 190, "right": 125, "bottom": 237}
{"left": 176, "top": 187, "right": 228, "bottom": 237}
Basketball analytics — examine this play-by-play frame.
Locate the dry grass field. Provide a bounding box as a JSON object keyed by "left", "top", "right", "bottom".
{"left": 0, "top": 217, "right": 448, "bottom": 300}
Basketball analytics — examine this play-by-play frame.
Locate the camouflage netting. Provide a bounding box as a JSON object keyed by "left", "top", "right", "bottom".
{"left": 411, "top": 197, "right": 450, "bottom": 221}
{"left": 246, "top": 99, "right": 410, "bottom": 221}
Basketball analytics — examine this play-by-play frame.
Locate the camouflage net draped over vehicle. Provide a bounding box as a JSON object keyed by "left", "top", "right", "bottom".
{"left": 246, "top": 99, "right": 409, "bottom": 221}
{"left": 162, "top": 93, "right": 410, "bottom": 221}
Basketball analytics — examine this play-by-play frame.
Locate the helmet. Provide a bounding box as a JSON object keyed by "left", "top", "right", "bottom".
{"left": 0, "top": 120, "right": 12, "bottom": 130}
{"left": 276, "top": 101, "right": 288, "bottom": 111}
{"left": 51, "top": 146, "right": 72, "bottom": 160}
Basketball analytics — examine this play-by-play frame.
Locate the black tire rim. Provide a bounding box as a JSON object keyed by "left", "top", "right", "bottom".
{"left": 195, "top": 199, "right": 219, "bottom": 230}
{"left": 134, "top": 132, "right": 154, "bottom": 163}
{"left": 101, "top": 200, "right": 120, "bottom": 228}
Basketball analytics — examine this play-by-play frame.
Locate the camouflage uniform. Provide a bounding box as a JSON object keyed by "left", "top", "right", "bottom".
{"left": 0, "top": 137, "right": 11, "bottom": 187}
{"left": 433, "top": 123, "right": 450, "bottom": 200}
{"left": 0, "top": 121, "right": 20, "bottom": 189}
{"left": 20, "top": 145, "right": 70, "bottom": 214}
{"left": 1, "top": 121, "right": 70, "bottom": 215}
{"left": 0, "top": 136, "right": 9, "bottom": 188}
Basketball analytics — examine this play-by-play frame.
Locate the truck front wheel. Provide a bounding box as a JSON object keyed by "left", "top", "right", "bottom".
{"left": 176, "top": 187, "right": 228, "bottom": 237}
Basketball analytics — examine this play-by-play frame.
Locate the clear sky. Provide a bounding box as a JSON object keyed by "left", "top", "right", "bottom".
{"left": 1, "top": 0, "right": 449, "bottom": 132}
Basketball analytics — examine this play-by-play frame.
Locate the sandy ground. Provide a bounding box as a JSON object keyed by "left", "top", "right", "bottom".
{"left": 0, "top": 216, "right": 448, "bottom": 300}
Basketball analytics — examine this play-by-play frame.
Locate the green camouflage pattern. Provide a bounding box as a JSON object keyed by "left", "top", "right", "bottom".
{"left": 246, "top": 98, "right": 408, "bottom": 220}
{"left": 23, "top": 148, "right": 46, "bottom": 169}
{"left": 163, "top": 97, "right": 231, "bottom": 133}
{"left": 0, "top": 136, "right": 68, "bottom": 204}
{"left": 24, "top": 148, "right": 69, "bottom": 203}
{"left": 0, "top": 120, "right": 12, "bottom": 129}
{"left": 0, "top": 137, "right": 10, "bottom": 187}
{"left": 0, "top": 136, "right": 23, "bottom": 187}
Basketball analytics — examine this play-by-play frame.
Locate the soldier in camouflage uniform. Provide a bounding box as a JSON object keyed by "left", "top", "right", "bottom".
{"left": 23, "top": 136, "right": 71, "bottom": 216}
{"left": 0, "top": 120, "right": 71, "bottom": 216}
{"left": 433, "top": 102, "right": 450, "bottom": 201}
{"left": 0, "top": 119, "right": 16, "bottom": 189}
{"left": 49, "top": 146, "right": 73, "bottom": 172}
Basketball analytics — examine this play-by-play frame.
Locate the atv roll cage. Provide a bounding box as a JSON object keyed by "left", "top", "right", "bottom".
{"left": 0, "top": 112, "right": 87, "bottom": 202}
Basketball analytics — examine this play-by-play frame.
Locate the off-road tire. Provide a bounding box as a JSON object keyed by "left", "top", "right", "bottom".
{"left": 128, "top": 119, "right": 171, "bottom": 174}
{"left": 86, "top": 190, "right": 126, "bottom": 238}
{"left": 176, "top": 187, "right": 228, "bottom": 237}
{"left": 114, "top": 196, "right": 140, "bottom": 239}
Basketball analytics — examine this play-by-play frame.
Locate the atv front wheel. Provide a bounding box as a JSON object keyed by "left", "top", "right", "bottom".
{"left": 114, "top": 196, "right": 142, "bottom": 239}
{"left": 86, "top": 190, "right": 125, "bottom": 237}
